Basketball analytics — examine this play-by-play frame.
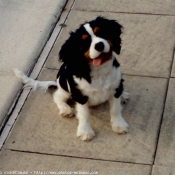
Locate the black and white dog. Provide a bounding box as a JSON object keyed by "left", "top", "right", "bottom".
{"left": 14, "top": 17, "right": 129, "bottom": 141}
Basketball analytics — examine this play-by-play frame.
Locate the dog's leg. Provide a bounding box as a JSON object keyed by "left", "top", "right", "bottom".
{"left": 53, "top": 88, "right": 74, "bottom": 117}
{"left": 109, "top": 96, "right": 129, "bottom": 134}
{"left": 76, "top": 103, "right": 95, "bottom": 141}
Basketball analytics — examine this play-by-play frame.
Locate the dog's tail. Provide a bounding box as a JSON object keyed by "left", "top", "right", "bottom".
{"left": 13, "top": 68, "right": 57, "bottom": 91}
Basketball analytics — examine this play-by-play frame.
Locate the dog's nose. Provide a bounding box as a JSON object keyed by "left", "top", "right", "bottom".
{"left": 95, "top": 42, "right": 104, "bottom": 52}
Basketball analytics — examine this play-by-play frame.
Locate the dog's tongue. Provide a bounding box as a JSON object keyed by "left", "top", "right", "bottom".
{"left": 92, "top": 57, "right": 103, "bottom": 67}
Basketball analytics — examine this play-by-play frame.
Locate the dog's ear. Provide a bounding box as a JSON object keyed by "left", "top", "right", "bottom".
{"left": 59, "top": 32, "right": 91, "bottom": 82}
{"left": 95, "top": 16, "right": 123, "bottom": 55}
{"left": 59, "top": 32, "right": 77, "bottom": 64}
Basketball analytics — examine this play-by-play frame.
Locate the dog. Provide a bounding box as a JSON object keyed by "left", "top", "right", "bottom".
{"left": 14, "top": 16, "right": 129, "bottom": 141}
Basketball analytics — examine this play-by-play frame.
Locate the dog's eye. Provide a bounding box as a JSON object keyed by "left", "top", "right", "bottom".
{"left": 82, "top": 34, "right": 89, "bottom": 40}
{"left": 93, "top": 27, "right": 100, "bottom": 33}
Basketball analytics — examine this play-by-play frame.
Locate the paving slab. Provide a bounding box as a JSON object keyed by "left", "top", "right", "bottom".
{"left": 4, "top": 68, "right": 167, "bottom": 164}
{"left": 152, "top": 165, "right": 175, "bottom": 175}
{"left": 154, "top": 78, "right": 175, "bottom": 166}
{"left": 0, "top": 150, "right": 151, "bottom": 175}
{"left": 74, "top": 0, "right": 175, "bottom": 15}
{"left": 0, "top": 0, "right": 67, "bottom": 128}
{"left": 45, "top": 10, "right": 175, "bottom": 78}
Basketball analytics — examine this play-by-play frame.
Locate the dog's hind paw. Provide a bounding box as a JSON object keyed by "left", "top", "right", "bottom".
{"left": 121, "top": 91, "right": 129, "bottom": 104}
{"left": 59, "top": 106, "right": 75, "bottom": 118}
{"left": 111, "top": 116, "right": 129, "bottom": 134}
{"left": 59, "top": 104, "right": 75, "bottom": 117}
{"left": 112, "top": 124, "right": 128, "bottom": 134}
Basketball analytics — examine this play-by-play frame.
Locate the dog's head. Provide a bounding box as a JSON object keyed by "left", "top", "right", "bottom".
{"left": 59, "top": 16, "right": 123, "bottom": 77}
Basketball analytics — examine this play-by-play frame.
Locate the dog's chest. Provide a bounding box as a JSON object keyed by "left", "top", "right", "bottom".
{"left": 74, "top": 65, "right": 121, "bottom": 106}
{"left": 87, "top": 75, "right": 115, "bottom": 106}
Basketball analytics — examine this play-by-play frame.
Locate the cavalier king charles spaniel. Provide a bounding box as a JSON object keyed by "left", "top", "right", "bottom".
{"left": 14, "top": 16, "right": 129, "bottom": 141}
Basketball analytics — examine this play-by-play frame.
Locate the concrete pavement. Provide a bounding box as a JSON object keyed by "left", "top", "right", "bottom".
{"left": 0, "top": 0, "right": 67, "bottom": 130}
{"left": 1, "top": 0, "right": 175, "bottom": 174}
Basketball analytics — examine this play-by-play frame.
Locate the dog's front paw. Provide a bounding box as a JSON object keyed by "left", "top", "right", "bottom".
{"left": 59, "top": 105, "right": 74, "bottom": 118}
{"left": 111, "top": 116, "right": 129, "bottom": 134}
{"left": 77, "top": 123, "right": 95, "bottom": 141}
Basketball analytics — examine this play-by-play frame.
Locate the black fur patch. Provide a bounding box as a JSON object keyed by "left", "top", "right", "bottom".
{"left": 57, "top": 63, "right": 88, "bottom": 105}
{"left": 115, "top": 79, "right": 124, "bottom": 98}
{"left": 113, "top": 58, "right": 120, "bottom": 68}
{"left": 57, "top": 64, "right": 69, "bottom": 92}
{"left": 59, "top": 29, "right": 91, "bottom": 84}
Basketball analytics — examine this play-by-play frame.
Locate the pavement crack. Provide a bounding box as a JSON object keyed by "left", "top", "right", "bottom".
{"left": 74, "top": 9, "right": 175, "bottom": 17}
{"left": 152, "top": 78, "right": 170, "bottom": 165}
{"left": 6, "top": 148, "right": 151, "bottom": 166}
